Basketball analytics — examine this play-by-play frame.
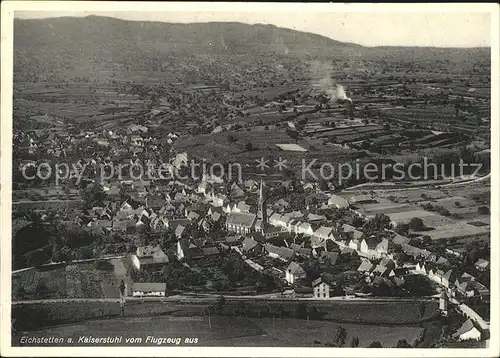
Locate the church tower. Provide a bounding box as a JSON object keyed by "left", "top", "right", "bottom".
{"left": 258, "top": 178, "right": 268, "bottom": 231}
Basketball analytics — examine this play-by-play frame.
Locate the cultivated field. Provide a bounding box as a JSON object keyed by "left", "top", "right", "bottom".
{"left": 13, "top": 304, "right": 436, "bottom": 347}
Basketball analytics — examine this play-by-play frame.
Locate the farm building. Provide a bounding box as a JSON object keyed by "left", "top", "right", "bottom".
{"left": 348, "top": 195, "right": 377, "bottom": 206}
{"left": 312, "top": 276, "right": 343, "bottom": 298}
{"left": 265, "top": 244, "right": 294, "bottom": 261}
{"left": 475, "top": 259, "right": 490, "bottom": 271}
{"left": 241, "top": 236, "right": 262, "bottom": 253}
{"left": 177, "top": 240, "right": 204, "bottom": 260}
{"left": 285, "top": 261, "right": 306, "bottom": 285}
{"left": 131, "top": 245, "right": 169, "bottom": 270}
{"left": 327, "top": 194, "right": 349, "bottom": 209}
{"left": 276, "top": 143, "right": 308, "bottom": 152}
{"left": 131, "top": 283, "right": 166, "bottom": 297}
{"left": 312, "top": 277, "right": 331, "bottom": 298}
{"left": 357, "top": 260, "right": 375, "bottom": 275}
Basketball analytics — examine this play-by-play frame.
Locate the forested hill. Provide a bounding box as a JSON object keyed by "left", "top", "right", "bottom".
{"left": 14, "top": 16, "right": 361, "bottom": 74}
{"left": 14, "top": 15, "right": 489, "bottom": 80}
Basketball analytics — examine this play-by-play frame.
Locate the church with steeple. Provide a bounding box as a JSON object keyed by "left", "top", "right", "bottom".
{"left": 253, "top": 178, "right": 281, "bottom": 238}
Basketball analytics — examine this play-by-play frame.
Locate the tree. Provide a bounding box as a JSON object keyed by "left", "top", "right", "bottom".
{"left": 477, "top": 206, "right": 490, "bottom": 215}
{"left": 436, "top": 207, "right": 451, "bottom": 217}
{"left": 76, "top": 246, "right": 93, "bottom": 260}
{"left": 409, "top": 217, "right": 425, "bottom": 231}
{"left": 25, "top": 249, "right": 48, "bottom": 268}
{"left": 119, "top": 280, "right": 126, "bottom": 296}
{"left": 418, "top": 301, "right": 426, "bottom": 318}
{"left": 92, "top": 260, "right": 114, "bottom": 271}
{"left": 16, "top": 285, "right": 26, "bottom": 299}
{"left": 396, "top": 339, "right": 412, "bottom": 348}
{"left": 421, "top": 235, "right": 432, "bottom": 246}
{"left": 245, "top": 142, "right": 254, "bottom": 151}
{"left": 35, "top": 282, "right": 48, "bottom": 297}
{"left": 368, "top": 341, "right": 383, "bottom": 348}
{"left": 82, "top": 183, "right": 107, "bottom": 208}
{"left": 364, "top": 213, "right": 391, "bottom": 232}
{"left": 215, "top": 295, "right": 226, "bottom": 314}
{"left": 350, "top": 215, "right": 364, "bottom": 228}
{"left": 349, "top": 336, "right": 360, "bottom": 347}
{"left": 295, "top": 302, "right": 307, "bottom": 319}
{"left": 226, "top": 134, "right": 237, "bottom": 143}
{"left": 396, "top": 223, "right": 409, "bottom": 236}
{"left": 333, "top": 325, "right": 347, "bottom": 347}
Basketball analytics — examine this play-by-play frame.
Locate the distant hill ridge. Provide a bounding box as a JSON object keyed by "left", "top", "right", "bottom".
{"left": 14, "top": 15, "right": 361, "bottom": 53}
{"left": 13, "top": 15, "right": 489, "bottom": 78}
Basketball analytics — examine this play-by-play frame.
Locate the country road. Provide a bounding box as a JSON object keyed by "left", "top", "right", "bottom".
{"left": 12, "top": 292, "right": 437, "bottom": 305}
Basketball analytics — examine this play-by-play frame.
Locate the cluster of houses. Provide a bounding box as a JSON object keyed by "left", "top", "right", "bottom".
{"left": 15, "top": 126, "right": 491, "bottom": 344}
{"left": 415, "top": 262, "right": 490, "bottom": 301}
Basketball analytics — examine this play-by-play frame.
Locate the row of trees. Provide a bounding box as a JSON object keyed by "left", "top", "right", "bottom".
{"left": 323, "top": 325, "right": 414, "bottom": 348}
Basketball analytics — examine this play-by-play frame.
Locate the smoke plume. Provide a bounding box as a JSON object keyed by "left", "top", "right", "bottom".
{"left": 310, "top": 61, "right": 351, "bottom": 102}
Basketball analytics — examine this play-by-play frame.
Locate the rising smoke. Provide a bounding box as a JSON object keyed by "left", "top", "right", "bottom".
{"left": 310, "top": 61, "right": 351, "bottom": 102}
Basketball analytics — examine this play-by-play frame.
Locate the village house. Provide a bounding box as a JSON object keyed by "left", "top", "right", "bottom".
{"left": 358, "top": 260, "right": 375, "bottom": 275}
{"left": 313, "top": 226, "right": 334, "bottom": 241}
{"left": 349, "top": 238, "right": 361, "bottom": 251}
{"left": 207, "top": 206, "right": 224, "bottom": 221}
{"left": 327, "top": 194, "right": 349, "bottom": 209}
{"left": 348, "top": 194, "right": 377, "bottom": 206}
{"left": 320, "top": 251, "right": 339, "bottom": 266}
{"left": 372, "top": 263, "right": 395, "bottom": 278}
{"left": 474, "top": 259, "right": 490, "bottom": 271}
{"left": 360, "top": 237, "right": 382, "bottom": 258}
{"left": 202, "top": 245, "right": 220, "bottom": 257}
{"left": 265, "top": 244, "right": 294, "bottom": 261}
{"left": 307, "top": 213, "right": 327, "bottom": 223}
{"left": 229, "top": 183, "right": 246, "bottom": 198}
{"left": 393, "top": 234, "right": 411, "bottom": 246}
{"left": 217, "top": 235, "right": 242, "bottom": 249}
{"left": 268, "top": 212, "right": 286, "bottom": 228}
{"left": 241, "top": 236, "right": 263, "bottom": 253}
{"left": 145, "top": 195, "right": 165, "bottom": 210}
{"left": 228, "top": 201, "right": 250, "bottom": 213}
{"left": 452, "top": 319, "right": 482, "bottom": 341}
{"left": 166, "top": 218, "right": 190, "bottom": 232}
{"left": 273, "top": 198, "right": 290, "bottom": 212}
{"left": 296, "top": 222, "right": 315, "bottom": 236}
{"left": 375, "top": 238, "right": 393, "bottom": 256}
{"left": 285, "top": 262, "right": 306, "bottom": 285}
{"left": 346, "top": 227, "right": 364, "bottom": 242}
{"left": 259, "top": 225, "right": 283, "bottom": 238}
{"left": 310, "top": 235, "right": 327, "bottom": 249}
{"left": 312, "top": 277, "right": 331, "bottom": 298}
{"left": 132, "top": 245, "right": 169, "bottom": 271}
{"left": 112, "top": 219, "right": 136, "bottom": 234}
{"left": 177, "top": 239, "right": 204, "bottom": 260}
{"left": 454, "top": 274, "right": 490, "bottom": 300}
{"left": 312, "top": 276, "right": 343, "bottom": 298}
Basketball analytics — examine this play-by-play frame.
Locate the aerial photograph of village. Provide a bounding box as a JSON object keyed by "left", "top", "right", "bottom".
{"left": 9, "top": 9, "right": 492, "bottom": 349}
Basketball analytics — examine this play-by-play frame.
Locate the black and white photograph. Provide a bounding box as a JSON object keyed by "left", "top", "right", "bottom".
{"left": 1, "top": 2, "right": 498, "bottom": 356}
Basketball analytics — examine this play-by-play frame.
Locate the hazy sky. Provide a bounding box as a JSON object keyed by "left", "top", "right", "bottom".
{"left": 15, "top": 7, "right": 492, "bottom": 47}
